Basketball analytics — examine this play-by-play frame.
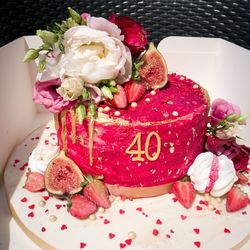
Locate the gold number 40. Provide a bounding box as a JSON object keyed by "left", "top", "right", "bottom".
{"left": 125, "top": 132, "right": 161, "bottom": 162}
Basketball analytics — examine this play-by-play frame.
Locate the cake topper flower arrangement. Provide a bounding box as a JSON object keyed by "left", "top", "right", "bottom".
{"left": 23, "top": 7, "right": 168, "bottom": 119}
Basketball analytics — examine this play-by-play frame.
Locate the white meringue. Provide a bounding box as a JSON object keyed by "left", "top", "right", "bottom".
{"left": 187, "top": 152, "right": 238, "bottom": 197}
{"left": 28, "top": 144, "right": 59, "bottom": 173}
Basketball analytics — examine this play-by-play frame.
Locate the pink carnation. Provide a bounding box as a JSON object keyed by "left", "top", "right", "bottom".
{"left": 33, "top": 78, "right": 76, "bottom": 113}
{"left": 206, "top": 134, "right": 250, "bottom": 171}
{"left": 210, "top": 98, "right": 241, "bottom": 126}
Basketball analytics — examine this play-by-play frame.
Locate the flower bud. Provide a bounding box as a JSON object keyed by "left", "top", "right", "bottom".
{"left": 22, "top": 48, "right": 39, "bottom": 62}
{"left": 68, "top": 7, "right": 82, "bottom": 24}
{"left": 101, "top": 86, "right": 113, "bottom": 99}
{"left": 76, "top": 104, "right": 86, "bottom": 124}
{"left": 36, "top": 30, "right": 57, "bottom": 46}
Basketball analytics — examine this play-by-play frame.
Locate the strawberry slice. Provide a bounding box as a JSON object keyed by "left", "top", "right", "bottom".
{"left": 24, "top": 171, "right": 45, "bottom": 192}
{"left": 226, "top": 187, "right": 249, "bottom": 212}
{"left": 124, "top": 80, "right": 146, "bottom": 103}
{"left": 68, "top": 194, "right": 97, "bottom": 219}
{"left": 172, "top": 181, "right": 196, "bottom": 208}
{"left": 106, "top": 85, "right": 127, "bottom": 108}
{"left": 84, "top": 176, "right": 111, "bottom": 209}
{"left": 236, "top": 171, "right": 249, "bottom": 184}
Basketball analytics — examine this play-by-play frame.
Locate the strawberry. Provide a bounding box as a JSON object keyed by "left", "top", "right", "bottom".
{"left": 236, "top": 171, "right": 249, "bottom": 184}
{"left": 106, "top": 85, "right": 127, "bottom": 108}
{"left": 172, "top": 181, "right": 196, "bottom": 208}
{"left": 124, "top": 80, "right": 146, "bottom": 103}
{"left": 68, "top": 194, "right": 97, "bottom": 219}
{"left": 84, "top": 176, "right": 111, "bottom": 209}
{"left": 24, "top": 171, "right": 45, "bottom": 192}
{"left": 226, "top": 187, "right": 249, "bottom": 212}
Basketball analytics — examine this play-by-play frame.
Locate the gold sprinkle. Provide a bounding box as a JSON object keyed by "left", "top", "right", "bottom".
{"left": 128, "top": 231, "right": 136, "bottom": 239}
{"left": 131, "top": 102, "right": 138, "bottom": 108}
{"left": 98, "top": 207, "right": 105, "bottom": 213}
{"left": 208, "top": 204, "right": 214, "bottom": 211}
{"left": 49, "top": 215, "right": 57, "bottom": 222}
{"left": 39, "top": 200, "right": 46, "bottom": 207}
{"left": 89, "top": 214, "right": 96, "bottom": 221}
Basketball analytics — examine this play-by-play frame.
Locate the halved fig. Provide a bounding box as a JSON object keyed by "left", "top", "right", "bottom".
{"left": 45, "top": 151, "right": 84, "bottom": 196}
{"left": 139, "top": 42, "right": 168, "bottom": 89}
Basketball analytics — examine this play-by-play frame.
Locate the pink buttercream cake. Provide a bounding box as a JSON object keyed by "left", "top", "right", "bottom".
{"left": 56, "top": 73, "right": 210, "bottom": 197}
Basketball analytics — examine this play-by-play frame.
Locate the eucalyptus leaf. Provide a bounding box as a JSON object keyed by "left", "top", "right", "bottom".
{"left": 22, "top": 48, "right": 39, "bottom": 62}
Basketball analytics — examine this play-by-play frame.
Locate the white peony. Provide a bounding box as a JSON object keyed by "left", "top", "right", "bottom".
{"left": 53, "top": 25, "right": 132, "bottom": 84}
{"left": 56, "top": 77, "right": 84, "bottom": 101}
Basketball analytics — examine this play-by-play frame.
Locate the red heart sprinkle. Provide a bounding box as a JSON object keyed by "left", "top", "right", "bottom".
{"left": 193, "top": 228, "right": 200, "bottom": 234}
{"left": 120, "top": 243, "right": 126, "bottom": 249}
{"left": 156, "top": 219, "right": 162, "bottom": 224}
{"left": 104, "top": 219, "right": 110, "bottom": 224}
{"left": 44, "top": 140, "right": 49, "bottom": 145}
{"left": 56, "top": 204, "right": 62, "bottom": 209}
{"left": 172, "top": 197, "right": 178, "bottom": 202}
{"left": 109, "top": 233, "right": 115, "bottom": 239}
{"left": 194, "top": 241, "right": 201, "bottom": 248}
{"left": 125, "top": 239, "right": 132, "bottom": 245}
{"left": 153, "top": 229, "right": 159, "bottom": 236}
{"left": 28, "top": 204, "right": 35, "bottom": 210}
{"left": 61, "top": 224, "right": 67, "bottom": 230}
{"left": 199, "top": 200, "right": 208, "bottom": 206}
{"left": 215, "top": 209, "right": 221, "bottom": 215}
{"left": 170, "top": 229, "right": 175, "bottom": 234}
{"left": 14, "top": 159, "right": 20, "bottom": 164}
{"left": 224, "top": 228, "right": 231, "bottom": 233}
{"left": 247, "top": 182, "right": 250, "bottom": 187}
{"left": 181, "top": 215, "right": 187, "bottom": 220}
{"left": 28, "top": 212, "right": 34, "bottom": 217}
{"left": 136, "top": 207, "right": 142, "bottom": 212}
{"left": 80, "top": 242, "right": 86, "bottom": 249}
{"left": 41, "top": 227, "right": 46, "bottom": 232}
{"left": 20, "top": 197, "right": 27, "bottom": 202}
{"left": 43, "top": 196, "right": 50, "bottom": 201}
{"left": 196, "top": 205, "right": 202, "bottom": 211}
{"left": 166, "top": 234, "right": 171, "bottom": 238}
{"left": 119, "top": 209, "right": 125, "bottom": 214}
{"left": 242, "top": 211, "right": 247, "bottom": 215}
{"left": 45, "top": 209, "right": 49, "bottom": 213}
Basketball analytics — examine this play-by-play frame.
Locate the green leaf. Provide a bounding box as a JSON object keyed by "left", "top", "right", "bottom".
{"left": 131, "top": 59, "right": 144, "bottom": 80}
{"left": 76, "top": 104, "right": 86, "bottom": 124}
{"left": 22, "top": 48, "right": 39, "bottom": 62}
{"left": 68, "top": 7, "right": 82, "bottom": 24}
{"left": 101, "top": 86, "right": 113, "bottom": 99}
{"left": 236, "top": 113, "right": 250, "bottom": 125}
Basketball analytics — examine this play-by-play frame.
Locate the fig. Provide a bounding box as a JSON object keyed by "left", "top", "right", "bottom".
{"left": 139, "top": 42, "right": 168, "bottom": 89}
{"left": 45, "top": 151, "right": 84, "bottom": 196}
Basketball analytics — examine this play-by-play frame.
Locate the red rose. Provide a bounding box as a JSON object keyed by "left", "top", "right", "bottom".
{"left": 206, "top": 134, "right": 250, "bottom": 171}
{"left": 109, "top": 13, "right": 147, "bottom": 55}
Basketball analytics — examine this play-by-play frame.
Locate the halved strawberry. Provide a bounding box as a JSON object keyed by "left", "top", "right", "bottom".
{"left": 106, "top": 85, "right": 127, "bottom": 108}
{"left": 226, "top": 187, "right": 249, "bottom": 212}
{"left": 84, "top": 176, "right": 111, "bottom": 209}
{"left": 124, "top": 80, "right": 146, "bottom": 103}
{"left": 236, "top": 171, "right": 249, "bottom": 184}
{"left": 24, "top": 171, "right": 45, "bottom": 192}
{"left": 172, "top": 181, "right": 196, "bottom": 209}
{"left": 68, "top": 194, "right": 97, "bottom": 219}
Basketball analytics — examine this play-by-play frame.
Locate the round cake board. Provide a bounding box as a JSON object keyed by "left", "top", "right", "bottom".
{"left": 3, "top": 120, "right": 250, "bottom": 249}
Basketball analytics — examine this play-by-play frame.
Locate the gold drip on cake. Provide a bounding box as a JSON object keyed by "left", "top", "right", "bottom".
{"left": 70, "top": 109, "right": 77, "bottom": 144}
{"left": 61, "top": 110, "right": 68, "bottom": 152}
{"left": 54, "top": 113, "right": 59, "bottom": 131}
{"left": 88, "top": 117, "right": 95, "bottom": 166}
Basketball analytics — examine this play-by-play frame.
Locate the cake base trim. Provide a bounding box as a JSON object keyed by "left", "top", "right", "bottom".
{"left": 107, "top": 183, "right": 173, "bottom": 198}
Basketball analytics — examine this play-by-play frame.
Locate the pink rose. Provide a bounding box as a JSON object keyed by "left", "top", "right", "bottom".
{"left": 210, "top": 98, "right": 241, "bottom": 126}
{"left": 206, "top": 134, "right": 250, "bottom": 171}
{"left": 109, "top": 13, "right": 147, "bottom": 55}
{"left": 33, "top": 78, "right": 76, "bottom": 113}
